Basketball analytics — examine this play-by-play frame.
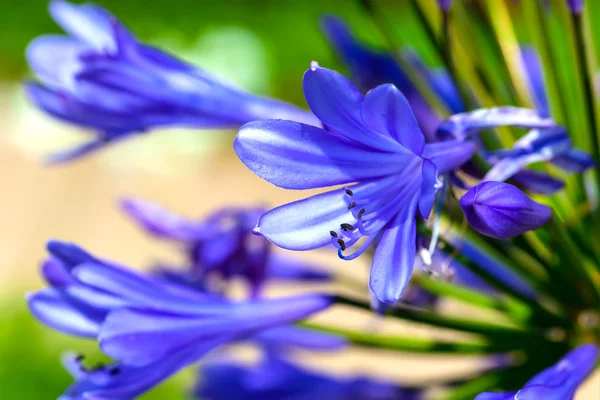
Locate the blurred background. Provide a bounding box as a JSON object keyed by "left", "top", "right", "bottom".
{"left": 0, "top": 0, "right": 598, "bottom": 398}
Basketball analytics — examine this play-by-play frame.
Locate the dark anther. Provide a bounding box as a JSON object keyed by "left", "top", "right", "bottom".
{"left": 330, "top": 230, "right": 338, "bottom": 238}
{"left": 348, "top": 202, "right": 356, "bottom": 209}
{"left": 357, "top": 208, "right": 365, "bottom": 218}
{"left": 108, "top": 367, "right": 120, "bottom": 376}
{"left": 340, "top": 223, "right": 354, "bottom": 231}
{"left": 345, "top": 189, "right": 354, "bottom": 196}
{"left": 337, "top": 239, "right": 346, "bottom": 251}
{"left": 75, "top": 354, "right": 85, "bottom": 362}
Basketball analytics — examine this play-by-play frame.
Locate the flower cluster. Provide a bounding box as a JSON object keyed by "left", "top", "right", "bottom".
{"left": 22, "top": 1, "right": 600, "bottom": 399}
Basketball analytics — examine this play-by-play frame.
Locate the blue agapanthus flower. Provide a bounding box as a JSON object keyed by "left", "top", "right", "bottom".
{"left": 28, "top": 240, "right": 340, "bottom": 398}
{"left": 475, "top": 343, "right": 599, "bottom": 400}
{"left": 121, "top": 197, "right": 332, "bottom": 297}
{"left": 196, "top": 353, "right": 420, "bottom": 400}
{"left": 323, "top": 17, "right": 593, "bottom": 196}
{"left": 235, "top": 63, "right": 479, "bottom": 303}
{"left": 26, "top": 1, "right": 318, "bottom": 163}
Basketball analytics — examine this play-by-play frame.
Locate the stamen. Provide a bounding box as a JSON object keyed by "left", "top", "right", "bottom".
{"left": 330, "top": 231, "right": 338, "bottom": 238}
{"left": 348, "top": 201, "right": 357, "bottom": 209}
{"left": 357, "top": 208, "right": 365, "bottom": 218}
{"left": 345, "top": 189, "right": 354, "bottom": 196}
{"left": 75, "top": 354, "right": 85, "bottom": 362}
{"left": 340, "top": 223, "right": 354, "bottom": 231}
{"left": 337, "top": 239, "right": 346, "bottom": 251}
{"left": 338, "top": 235, "right": 377, "bottom": 260}
{"left": 108, "top": 366, "right": 120, "bottom": 375}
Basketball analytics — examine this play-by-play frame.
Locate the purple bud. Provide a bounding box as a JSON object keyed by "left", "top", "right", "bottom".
{"left": 459, "top": 182, "right": 552, "bottom": 239}
{"left": 567, "top": 0, "right": 584, "bottom": 14}
{"left": 437, "top": 0, "right": 453, "bottom": 11}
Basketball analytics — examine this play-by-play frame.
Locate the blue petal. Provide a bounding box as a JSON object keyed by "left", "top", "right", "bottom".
{"left": 46, "top": 240, "right": 98, "bottom": 269}
{"left": 120, "top": 197, "right": 207, "bottom": 241}
{"left": 460, "top": 182, "right": 552, "bottom": 239}
{"left": 369, "top": 193, "right": 420, "bottom": 303}
{"left": 511, "top": 170, "right": 565, "bottom": 194}
{"left": 437, "top": 107, "right": 555, "bottom": 140}
{"left": 520, "top": 46, "right": 550, "bottom": 117}
{"left": 235, "top": 120, "right": 409, "bottom": 189}
{"left": 26, "top": 35, "right": 85, "bottom": 89}
{"left": 49, "top": 0, "right": 117, "bottom": 51}
{"left": 551, "top": 149, "right": 595, "bottom": 172}
{"left": 421, "top": 140, "right": 476, "bottom": 174}
{"left": 474, "top": 392, "right": 518, "bottom": 400}
{"left": 254, "top": 188, "right": 352, "bottom": 250}
{"left": 302, "top": 65, "right": 403, "bottom": 152}
{"left": 45, "top": 139, "right": 112, "bottom": 165}
{"left": 99, "top": 294, "right": 333, "bottom": 365}
{"left": 360, "top": 84, "right": 425, "bottom": 154}
{"left": 27, "top": 289, "right": 102, "bottom": 337}
{"left": 254, "top": 326, "right": 347, "bottom": 351}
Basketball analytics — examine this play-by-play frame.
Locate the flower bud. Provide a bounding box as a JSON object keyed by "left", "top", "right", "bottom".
{"left": 459, "top": 182, "right": 552, "bottom": 239}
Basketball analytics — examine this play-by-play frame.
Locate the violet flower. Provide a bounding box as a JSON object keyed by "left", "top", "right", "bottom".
{"left": 28, "top": 241, "right": 340, "bottom": 398}
{"left": 196, "top": 353, "right": 420, "bottom": 400}
{"left": 26, "top": 1, "right": 318, "bottom": 163}
{"left": 235, "top": 64, "right": 476, "bottom": 303}
{"left": 475, "top": 343, "right": 599, "bottom": 400}
{"left": 121, "top": 197, "right": 332, "bottom": 298}
{"left": 460, "top": 182, "right": 553, "bottom": 239}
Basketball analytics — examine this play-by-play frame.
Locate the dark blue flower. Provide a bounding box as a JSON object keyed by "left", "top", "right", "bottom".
{"left": 121, "top": 197, "right": 332, "bottom": 298}
{"left": 196, "top": 353, "right": 421, "bottom": 400}
{"left": 475, "top": 344, "right": 599, "bottom": 400}
{"left": 235, "top": 64, "right": 477, "bottom": 303}
{"left": 26, "top": 1, "right": 318, "bottom": 163}
{"left": 460, "top": 182, "right": 553, "bottom": 239}
{"left": 28, "top": 241, "right": 340, "bottom": 397}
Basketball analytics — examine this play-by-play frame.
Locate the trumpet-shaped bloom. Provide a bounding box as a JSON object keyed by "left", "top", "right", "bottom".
{"left": 28, "top": 241, "right": 340, "bottom": 398}
{"left": 460, "top": 182, "right": 553, "bottom": 239}
{"left": 475, "top": 344, "right": 599, "bottom": 400}
{"left": 235, "top": 64, "right": 476, "bottom": 303}
{"left": 196, "top": 354, "right": 420, "bottom": 400}
{"left": 121, "top": 197, "right": 332, "bottom": 297}
{"left": 26, "top": 1, "right": 318, "bottom": 163}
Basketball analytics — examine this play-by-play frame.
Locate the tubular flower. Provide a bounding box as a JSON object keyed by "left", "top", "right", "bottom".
{"left": 27, "top": 241, "right": 340, "bottom": 397}
{"left": 460, "top": 182, "right": 553, "bottom": 239}
{"left": 196, "top": 353, "right": 420, "bottom": 400}
{"left": 120, "top": 197, "right": 332, "bottom": 298}
{"left": 26, "top": 1, "right": 318, "bottom": 163}
{"left": 475, "top": 344, "right": 599, "bottom": 400}
{"left": 235, "top": 64, "right": 476, "bottom": 303}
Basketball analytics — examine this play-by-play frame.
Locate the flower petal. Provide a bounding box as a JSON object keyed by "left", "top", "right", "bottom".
{"left": 26, "top": 35, "right": 85, "bottom": 89}
{"left": 302, "top": 65, "right": 402, "bottom": 152}
{"left": 235, "top": 120, "right": 408, "bottom": 189}
{"left": 361, "top": 84, "right": 425, "bottom": 154}
{"left": 254, "top": 188, "right": 352, "bottom": 250}
{"left": 49, "top": 0, "right": 117, "bottom": 51}
{"left": 551, "top": 149, "right": 595, "bottom": 172}
{"left": 120, "top": 197, "right": 206, "bottom": 241}
{"left": 421, "top": 140, "right": 476, "bottom": 174}
{"left": 437, "top": 107, "right": 555, "bottom": 140}
{"left": 254, "top": 326, "right": 347, "bottom": 351}
{"left": 369, "top": 193, "right": 419, "bottom": 303}
{"left": 511, "top": 170, "right": 565, "bottom": 195}
{"left": 520, "top": 46, "right": 550, "bottom": 117}
{"left": 27, "top": 288, "right": 102, "bottom": 337}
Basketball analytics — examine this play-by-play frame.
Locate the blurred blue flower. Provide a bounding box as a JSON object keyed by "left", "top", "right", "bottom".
{"left": 25, "top": 1, "right": 318, "bottom": 163}
{"left": 196, "top": 353, "right": 420, "bottom": 400}
{"left": 235, "top": 64, "right": 476, "bottom": 303}
{"left": 475, "top": 343, "right": 599, "bottom": 400}
{"left": 121, "top": 197, "right": 332, "bottom": 298}
{"left": 28, "top": 241, "right": 341, "bottom": 398}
